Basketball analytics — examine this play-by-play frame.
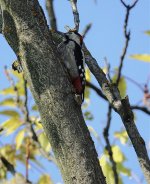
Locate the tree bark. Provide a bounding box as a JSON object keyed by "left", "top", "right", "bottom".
{"left": 0, "top": 0, "right": 106, "bottom": 183}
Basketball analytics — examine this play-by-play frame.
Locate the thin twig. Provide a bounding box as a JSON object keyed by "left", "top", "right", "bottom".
{"left": 86, "top": 81, "right": 107, "bottom": 100}
{"left": 103, "top": 105, "right": 119, "bottom": 184}
{"left": 25, "top": 139, "right": 30, "bottom": 182}
{"left": 116, "top": 0, "right": 139, "bottom": 85}
{"left": 0, "top": 7, "right": 2, "bottom": 33}
{"left": 82, "top": 23, "right": 92, "bottom": 39}
{"left": 69, "top": 0, "right": 80, "bottom": 31}
{"left": 131, "top": 106, "right": 150, "bottom": 115}
{"left": 46, "top": 0, "right": 57, "bottom": 30}
{"left": 4, "top": 66, "right": 20, "bottom": 104}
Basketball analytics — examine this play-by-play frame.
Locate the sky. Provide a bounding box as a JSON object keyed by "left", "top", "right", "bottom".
{"left": 0, "top": 0, "right": 150, "bottom": 184}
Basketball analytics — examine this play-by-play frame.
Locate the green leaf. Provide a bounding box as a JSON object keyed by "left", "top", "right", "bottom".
{"left": 117, "top": 163, "right": 131, "bottom": 176}
{"left": 15, "top": 129, "right": 25, "bottom": 150}
{"left": 32, "top": 104, "right": 38, "bottom": 111}
{"left": 84, "top": 111, "right": 93, "bottom": 120}
{"left": 1, "top": 118, "right": 21, "bottom": 136}
{"left": 38, "top": 174, "right": 53, "bottom": 184}
{"left": 114, "top": 130, "right": 128, "bottom": 144}
{"left": 0, "top": 110, "right": 20, "bottom": 118}
{"left": 130, "top": 54, "right": 150, "bottom": 62}
{"left": 112, "top": 75, "right": 126, "bottom": 98}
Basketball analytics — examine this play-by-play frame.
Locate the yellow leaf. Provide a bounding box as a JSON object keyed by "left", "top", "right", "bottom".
{"left": 0, "top": 145, "right": 16, "bottom": 165}
{"left": 130, "top": 54, "right": 150, "bottom": 62}
{"left": 15, "top": 129, "right": 25, "bottom": 150}
{"left": 114, "top": 130, "right": 128, "bottom": 144}
{"left": 112, "top": 146, "right": 126, "bottom": 163}
{"left": 1, "top": 118, "right": 21, "bottom": 136}
{"left": 88, "top": 126, "right": 100, "bottom": 141}
{"left": 0, "top": 110, "right": 20, "bottom": 118}
{"left": 85, "top": 68, "right": 91, "bottom": 82}
{"left": 0, "top": 98, "right": 23, "bottom": 107}
{"left": 38, "top": 174, "right": 53, "bottom": 184}
{"left": 112, "top": 75, "right": 126, "bottom": 98}
{"left": 38, "top": 132, "right": 51, "bottom": 152}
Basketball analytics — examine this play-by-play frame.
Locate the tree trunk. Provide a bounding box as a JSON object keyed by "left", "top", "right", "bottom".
{"left": 0, "top": 0, "right": 106, "bottom": 183}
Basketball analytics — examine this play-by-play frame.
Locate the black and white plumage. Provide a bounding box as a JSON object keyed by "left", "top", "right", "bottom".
{"left": 58, "top": 30, "right": 85, "bottom": 104}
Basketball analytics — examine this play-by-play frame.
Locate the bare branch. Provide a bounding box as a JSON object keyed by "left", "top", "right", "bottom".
{"left": 69, "top": 0, "right": 80, "bottom": 31}
{"left": 82, "top": 44, "right": 150, "bottom": 182}
{"left": 4, "top": 66, "right": 20, "bottom": 104}
{"left": 0, "top": 7, "right": 2, "bottom": 33}
{"left": 82, "top": 23, "right": 92, "bottom": 39}
{"left": 103, "top": 105, "right": 119, "bottom": 184}
{"left": 116, "top": 0, "right": 139, "bottom": 85}
{"left": 46, "top": 0, "right": 57, "bottom": 30}
{"left": 86, "top": 81, "right": 107, "bottom": 100}
{"left": 116, "top": 0, "right": 138, "bottom": 86}
{"left": 131, "top": 106, "right": 150, "bottom": 116}
{"left": 86, "top": 80, "right": 150, "bottom": 116}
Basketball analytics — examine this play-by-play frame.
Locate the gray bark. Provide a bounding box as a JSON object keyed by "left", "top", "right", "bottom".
{"left": 0, "top": 0, "right": 106, "bottom": 184}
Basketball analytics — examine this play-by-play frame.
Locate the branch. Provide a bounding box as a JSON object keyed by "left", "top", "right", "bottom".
{"left": 86, "top": 81, "right": 107, "bottom": 100}
{"left": 131, "top": 106, "right": 150, "bottom": 116}
{"left": 4, "top": 66, "right": 20, "bottom": 104}
{"left": 46, "top": 0, "right": 57, "bottom": 30}
{"left": 116, "top": 0, "right": 139, "bottom": 85}
{"left": 82, "top": 44, "right": 150, "bottom": 182}
{"left": 82, "top": 23, "right": 92, "bottom": 39}
{"left": 86, "top": 80, "right": 150, "bottom": 116}
{"left": 69, "top": 0, "right": 80, "bottom": 31}
{"left": 0, "top": 6, "right": 2, "bottom": 33}
{"left": 103, "top": 105, "right": 119, "bottom": 184}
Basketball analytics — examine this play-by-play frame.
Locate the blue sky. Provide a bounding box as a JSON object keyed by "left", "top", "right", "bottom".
{"left": 0, "top": 0, "right": 150, "bottom": 183}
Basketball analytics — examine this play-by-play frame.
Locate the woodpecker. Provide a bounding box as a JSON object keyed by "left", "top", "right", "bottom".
{"left": 58, "top": 30, "right": 85, "bottom": 105}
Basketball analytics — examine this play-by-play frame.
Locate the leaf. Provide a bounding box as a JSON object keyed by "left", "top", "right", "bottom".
{"left": 112, "top": 75, "right": 126, "bottom": 98}
{"left": 38, "top": 174, "right": 53, "bottom": 184}
{"left": 84, "top": 111, "right": 93, "bottom": 120}
{"left": 112, "top": 146, "right": 126, "bottom": 163}
{"left": 38, "top": 132, "right": 51, "bottom": 152}
{"left": 100, "top": 155, "right": 120, "bottom": 184}
{"left": 15, "top": 129, "right": 25, "bottom": 150}
{"left": 117, "top": 163, "right": 131, "bottom": 176}
{"left": 130, "top": 54, "right": 150, "bottom": 62}
{"left": 0, "top": 80, "right": 25, "bottom": 96}
{"left": 84, "top": 68, "right": 91, "bottom": 100}
{"left": 32, "top": 104, "right": 38, "bottom": 111}
{"left": 0, "top": 110, "right": 20, "bottom": 118}
{"left": 0, "top": 145, "right": 16, "bottom": 165}
{"left": 0, "top": 98, "right": 16, "bottom": 107}
{"left": 88, "top": 126, "right": 100, "bottom": 142}
{"left": 144, "top": 30, "right": 150, "bottom": 36}
{"left": 85, "top": 68, "right": 91, "bottom": 82}
{"left": 114, "top": 130, "right": 128, "bottom": 144}
{"left": 0, "top": 98, "right": 23, "bottom": 107}
{"left": 1, "top": 118, "right": 21, "bottom": 136}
